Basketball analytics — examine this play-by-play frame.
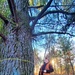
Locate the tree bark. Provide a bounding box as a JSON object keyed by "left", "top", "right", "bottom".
{"left": 70, "top": 60, "right": 74, "bottom": 75}
{"left": 0, "top": 0, "right": 34, "bottom": 75}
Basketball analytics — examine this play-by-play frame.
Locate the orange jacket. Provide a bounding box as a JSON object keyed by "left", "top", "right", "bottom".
{"left": 39, "top": 62, "right": 54, "bottom": 75}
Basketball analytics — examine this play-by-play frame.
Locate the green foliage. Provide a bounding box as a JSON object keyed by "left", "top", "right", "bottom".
{"left": 29, "top": 0, "right": 48, "bottom": 6}
{"left": 0, "top": 0, "right": 10, "bottom": 35}
{"left": 62, "top": 0, "right": 72, "bottom": 11}
{"left": 0, "top": 0, "right": 10, "bottom": 18}
{"left": 0, "top": 20, "right": 4, "bottom": 33}
{"left": 62, "top": 0, "right": 71, "bottom": 5}
{"left": 29, "top": 0, "right": 34, "bottom": 5}
{"left": 0, "top": 0, "right": 10, "bottom": 41}
{"left": 38, "top": 0, "right": 48, "bottom": 5}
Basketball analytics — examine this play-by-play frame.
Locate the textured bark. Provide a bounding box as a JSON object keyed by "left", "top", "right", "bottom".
{"left": 0, "top": 0, "right": 34, "bottom": 75}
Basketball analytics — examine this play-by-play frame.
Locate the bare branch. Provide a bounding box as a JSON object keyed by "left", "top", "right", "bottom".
{"left": 29, "top": 16, "right": 36, "bottom": 21}
{"left": 42, "top": 10, "right": 75, "bottom": 17}
{"left": 29, "top": 10, "right": 75, "bottom": 21}
{"left": 32, "top": 31, "right": 75, "bottom": 37}
{"left": 7, "top": 0, "right": 18, "bottom": 23}
{"left": 0, "top": 13, "right": 9, "bottom": 25}
{"left": 28, "top": 5, "right": 44, "bottom": 9}
{"left": 31, "top": 0, "right": 53, "bottom": 31}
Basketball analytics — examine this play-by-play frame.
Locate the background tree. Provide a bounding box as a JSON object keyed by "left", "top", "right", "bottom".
{"left": 34, "top": 49, "right": 42, "bottom": 75}
{"left": 58, "top": 36, "right": 75, "bottom": 75}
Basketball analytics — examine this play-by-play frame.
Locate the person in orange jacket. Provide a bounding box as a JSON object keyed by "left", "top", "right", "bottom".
{"left": 39, "top": 57, "right": 54, "bottom": 75}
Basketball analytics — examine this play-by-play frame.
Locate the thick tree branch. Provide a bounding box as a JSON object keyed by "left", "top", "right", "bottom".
{"left": 32, "top": 31, "right": 75, "bottom": 37}
{"left": 28, "top": 5, "right": 44, "bottom": 9}
{"left": 7, "top": 0, "right": 18, "bottom": 23}
{"left": 31, "top": 0, "right": 53, "bottom": 31}
{"left": 0, "top": 33, "right": 7, "bottom": 42}
{"left": 29, "top": 10, "right": 75, "bottom": 21}
{"left": 29, "top": 16, "right": 36, "bottom": 21}
{"left": 0, "top": 13, "right": 9, "bottom": 24}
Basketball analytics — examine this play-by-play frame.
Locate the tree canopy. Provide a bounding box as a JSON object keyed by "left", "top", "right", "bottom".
{"left": 0, "top": 0, "right": 75, "bottom": 38}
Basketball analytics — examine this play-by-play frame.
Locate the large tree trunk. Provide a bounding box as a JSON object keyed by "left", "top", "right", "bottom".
{"left": 1, "top": 0, "right": 34, "bottom": 75}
